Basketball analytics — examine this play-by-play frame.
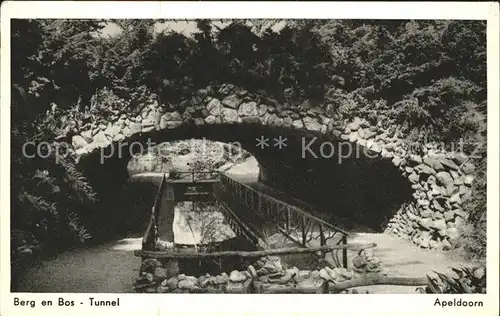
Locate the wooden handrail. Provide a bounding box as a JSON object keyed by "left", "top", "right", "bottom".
{"left": 168, "top": 171, "right": 220, "bottom": 182}
{"left": 142, "top": 173, "right": 167, "bottom": 250}
{"left": 135, "top": 243, "right": 376, "bottom": 259}
{"left": 215, "top": 190, "right": 267, "bottom": 247}
{"left": 219, "top": 173, "right": 349, "bottom": 237}
{"left": 152, "top": 173, "right": 167, "bottom": 218}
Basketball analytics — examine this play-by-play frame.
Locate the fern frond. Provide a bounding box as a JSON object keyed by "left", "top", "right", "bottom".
{"left": 19, "top": 193, "right": 57, "bottom": 216}
{"left": 67, "top": 212, "right": 92, "bottom": 243}
{"left": 59, "top": 159, "right": 98, "bottom": 203}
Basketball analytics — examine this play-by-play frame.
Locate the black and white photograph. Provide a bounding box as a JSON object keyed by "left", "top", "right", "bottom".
{"left": 1, "top": 2, "right": 499, "bottom": 315}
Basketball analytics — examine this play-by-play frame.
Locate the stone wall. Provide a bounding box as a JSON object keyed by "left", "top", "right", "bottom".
{"left": 60, "top": 83, "right": 475, "bottom": 250}
{"left": 135, "top": 249, "right": 383, "bottom": 294}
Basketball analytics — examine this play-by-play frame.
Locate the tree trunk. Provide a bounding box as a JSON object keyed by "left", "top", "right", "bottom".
{"left": 327, "top": 275, "right": 428, "bottom": 293}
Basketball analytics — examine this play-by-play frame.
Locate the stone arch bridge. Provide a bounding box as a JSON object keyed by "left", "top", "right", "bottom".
{"left": 56, "top": 84, "right": 476, "bottom": 251}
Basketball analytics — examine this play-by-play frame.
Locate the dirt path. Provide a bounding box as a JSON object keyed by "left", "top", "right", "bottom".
{"left": 348, "top": 233, "right": 469, "bottom": 293}
{"left": 15, "top": 238, "right": 142, "bottom": 293}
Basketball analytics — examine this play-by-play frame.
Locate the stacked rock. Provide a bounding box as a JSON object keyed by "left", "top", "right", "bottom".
{"left": 157, "top": 274, "right": 201, "bottom": 293}
{"left": 154, "top": 270, "right": 254, "bottom": 293}
{"left": 226, "top": 270, "right": 253, "bottom": 293}
{"left": 135, "top": 259, "right": 168, "bottom": 293}
{"left": 252, "top": 256, "right": 326, "bottom": 293}
{"left": 385, "top": 150, "right": 474, "bottom": 250}
{"left": 319, "top": 266, "right": 356, "bottom": 284}
{"left": 136, "top": 259, "right": 255, "bottom": 293}
{"left": 254, "top": 256, "right": 284, "bottom": 279}
{"left": 351, "top": 248, "right": 383, "bottom": 274}
{"left": 196, "top": 273, "right": 229, "bottom": 293}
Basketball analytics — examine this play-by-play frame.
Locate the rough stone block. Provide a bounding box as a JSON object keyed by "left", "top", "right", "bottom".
{"left": 221, "top": 94, "right": 242, "bottom": 109}
{"left": 226, "top": 279, "right": 252, "bottom": 294}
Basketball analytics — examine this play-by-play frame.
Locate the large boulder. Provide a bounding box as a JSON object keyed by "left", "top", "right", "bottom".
{"left": 408, "top": 172, "right": 419, "bottom": 184}
{"left": 436, "top": 171, "right": 454, "bottom": 187}
{"left": 153, "top": 267, "right": 168, "bottom": 281}
{"left": 462, "top": 162, "right": 475, "bottom": 174}
{"left": 207, "top": 98, "right": 222, "bottom": 115}
{"left": 292, "top": 119, "right": 303, "bottom": 129}
{"left": 129, "top": 122, "right": 141, "bottom": 134}
{"left": 303, "top": 116, "right": 322, "bottom": 132}
{"left": 163, "top": 111, "right": 182, "bottom": 122}
{"left": 72, "top": 135, "right": 88, "bottom": 149}
{"left": 441, "top": 158, "right": 459, "bottom": 171}
{"left": 141, "top": 118, "right": 155, "bottom": 130}
{"left": 447, "top": 227, "right": 460, "bottom": 240}
{"left": 93, "top": 131, "right": 110, "bottom": 148}
{"left": 432, "top": 219, "right": 447, "bottom": 231}
{"left": 346, "top": 119, "right": 360, "bottom": 131}
{"left": 178, "top": 277, "right": 199, "bottom": 290}
{"left": 229, "top": 270, "right": 247, "bottom": 283}
{"left": 423, "top": 156, "right": 444, "bottom": 171}
{"left": 238, "top": 101, "right": 258, "bottom": 117}
{"left": 221, "top": 95, "right": 242, "bottom": 109}
{"left": 222, "top": 108, "right": 239, "bottom": 123}
{"left": 258, "top": 104, "right": 268, "bottom": 116}
{"left": 463, "top": 175, "right": 474, "bottom": 186}
{"left": 205, "top": 115, "right": 221, "bottom": 124}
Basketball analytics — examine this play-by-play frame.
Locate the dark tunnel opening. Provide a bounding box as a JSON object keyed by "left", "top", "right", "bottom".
{"left": 76, "top": 124, "right": 414, "bottom": 240}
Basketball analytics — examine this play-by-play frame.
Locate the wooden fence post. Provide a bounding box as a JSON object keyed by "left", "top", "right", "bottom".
{"left": 319, "top": 224, "right": 327, "bottom": 260}
{"left": 257, "top": 194, "right": 262, "bottom": 215}
{"left": 342, "top": 235, "right": 348, "bottom": 269}
{"left": 319, "top": 224, "right": 326, "bottom": 247}
{"left": 286, "top": 208, "right": 292, "bottom": 233}
{"left": 301, "top": 215, "right": 307, "bottom": 247}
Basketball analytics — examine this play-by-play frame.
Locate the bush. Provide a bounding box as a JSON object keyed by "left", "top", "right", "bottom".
{"left": 454, "top": 148, "right": 487, "bottom": 262}
{"left": 417, "top": 267, "right": 486, "bottom": 294}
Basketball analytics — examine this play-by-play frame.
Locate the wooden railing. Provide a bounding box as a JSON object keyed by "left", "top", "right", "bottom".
{"left": 142, "top": 173, "right": 167, "bottom": 251}
{"left": 213, "top": 189, "right": 267, "bottom": 248}
{"left": 215, "top": 173, "right": 350, "bottom": 268}
{"left": 140, "top": 171, "right": 352, "bottom": 268}
{"left": 168, "top": 171, "right": 221, "bottom": 182}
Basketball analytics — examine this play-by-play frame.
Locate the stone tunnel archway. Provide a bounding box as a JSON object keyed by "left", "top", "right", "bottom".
{"left": 60, "top": 84, "right": 475, "bottom": 250}
{"left": 76, "top": 123, "right": 413, "bottom": 234}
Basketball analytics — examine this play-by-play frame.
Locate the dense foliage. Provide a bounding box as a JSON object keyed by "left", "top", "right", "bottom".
{"left": 417, "top": 267, "right": 486, "bottom": 294}
{"left": 10, "top": 19, "right": 487, "bottom": 272}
